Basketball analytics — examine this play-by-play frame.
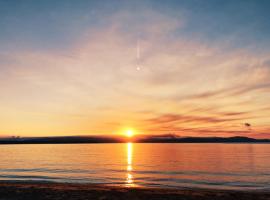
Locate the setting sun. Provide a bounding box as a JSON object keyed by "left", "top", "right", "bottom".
{"left": 126, "top": 130, "right": 134, "bottom": 138}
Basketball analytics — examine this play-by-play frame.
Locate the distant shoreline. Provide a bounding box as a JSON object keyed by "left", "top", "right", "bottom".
{"left": 0, "top": 136, "right": 269, "bottom": 145}
{"left": 0, "top": 181, "right": 269, "bottom": 200}
{"left": 0, "top": 142, "right": 270, "bottom": 145}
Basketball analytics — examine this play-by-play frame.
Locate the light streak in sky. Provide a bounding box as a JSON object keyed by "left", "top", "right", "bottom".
{"left": 136, "top": 39, "right": 141, "bottom": 71}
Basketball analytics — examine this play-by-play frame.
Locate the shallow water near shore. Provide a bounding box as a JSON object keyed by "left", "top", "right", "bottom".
{"left": 0, "top": 143, "right": 269, "bottom": 191}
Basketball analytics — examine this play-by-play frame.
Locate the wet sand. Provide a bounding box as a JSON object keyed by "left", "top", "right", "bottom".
{"left": 0, "top": 182, "right": 269, "bottom": 200}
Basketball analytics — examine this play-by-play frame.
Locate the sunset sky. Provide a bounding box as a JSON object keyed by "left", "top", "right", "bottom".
{"left": 0, "top": 0, "right": 270, "bottom": 138}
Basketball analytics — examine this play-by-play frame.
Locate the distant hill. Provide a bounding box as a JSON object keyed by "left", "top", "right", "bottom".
{"left": 137, "top": 136, "right": 270, "bottom": 143}
{"left": 0, "top": 135, "right": 269, "bottom": 144}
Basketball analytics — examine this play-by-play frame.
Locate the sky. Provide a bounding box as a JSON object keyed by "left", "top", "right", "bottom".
{"left": 0, "top": 0, "right": 270, "bottom": 138}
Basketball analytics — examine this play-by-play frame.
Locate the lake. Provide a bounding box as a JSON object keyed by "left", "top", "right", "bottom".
{"left": 0, "top": 143, "right": 269, "bottom": 190}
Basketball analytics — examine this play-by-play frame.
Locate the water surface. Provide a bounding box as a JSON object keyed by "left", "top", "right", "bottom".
{"left": 0, "top": 143, "right": 269, "bottom": 190}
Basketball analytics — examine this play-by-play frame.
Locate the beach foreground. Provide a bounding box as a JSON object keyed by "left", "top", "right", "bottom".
{"left": 0, "top": 182, "right": 269, "bottom": 200}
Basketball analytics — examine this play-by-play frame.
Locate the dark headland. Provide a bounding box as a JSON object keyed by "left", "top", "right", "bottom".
{"left": 0, "top": 135, "right": 269, "bottom": 144}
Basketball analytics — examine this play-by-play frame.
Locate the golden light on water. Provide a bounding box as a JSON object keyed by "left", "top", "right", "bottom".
{"left": 127, "top": 142, "right": 132, "bottom": 166}
{"left": 127, "top": 165, "right": 132, "bottom": 171}
{"left": 126, "top": 142, "right": 134, "bottom": 187}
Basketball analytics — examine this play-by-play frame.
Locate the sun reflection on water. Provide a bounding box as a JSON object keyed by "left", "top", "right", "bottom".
{"left": 126, "top": 142, "right": 134, "bottom": 187}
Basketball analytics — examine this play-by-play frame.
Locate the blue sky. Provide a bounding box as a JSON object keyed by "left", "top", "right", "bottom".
{"left": 1, "top": 0, "right": 270, "bottom": 51}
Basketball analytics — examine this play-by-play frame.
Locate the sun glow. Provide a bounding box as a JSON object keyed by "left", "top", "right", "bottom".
{"left": 126, "top": 129, "right": 134, "bottom": 137}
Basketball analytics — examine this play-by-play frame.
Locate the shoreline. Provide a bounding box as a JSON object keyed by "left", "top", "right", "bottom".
{"left": 0, "top": 181, "right": 269, "bottom": 200}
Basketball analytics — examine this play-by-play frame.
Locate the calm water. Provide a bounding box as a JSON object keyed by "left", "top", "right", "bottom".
{"left": 0, "top": 143, "right": 269, "bottom": 190}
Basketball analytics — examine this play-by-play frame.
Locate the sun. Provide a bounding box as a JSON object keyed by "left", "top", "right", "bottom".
{"left": 126, "top": 129, "right": 134, "bottom": 137}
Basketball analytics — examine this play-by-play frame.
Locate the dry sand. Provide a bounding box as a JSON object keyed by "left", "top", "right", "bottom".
{"left": 0, "top": 182, "right": 269, "bottom": 200}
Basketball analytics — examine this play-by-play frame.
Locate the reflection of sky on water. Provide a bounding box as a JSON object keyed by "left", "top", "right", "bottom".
{"left": 0, "top": 144, "right": 269, "bottom": 190}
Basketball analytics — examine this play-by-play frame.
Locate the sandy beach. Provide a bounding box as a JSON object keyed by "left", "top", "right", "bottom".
{"left": 0, "top": 182, "right": 269, "bottom": 200}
